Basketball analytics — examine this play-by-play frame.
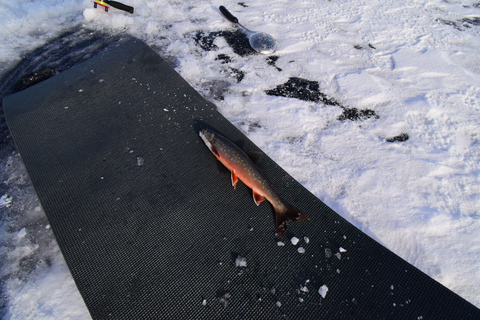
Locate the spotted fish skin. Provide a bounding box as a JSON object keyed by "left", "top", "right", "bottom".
{"left": 199, "top": 129, "right": 308, "bottom": 236}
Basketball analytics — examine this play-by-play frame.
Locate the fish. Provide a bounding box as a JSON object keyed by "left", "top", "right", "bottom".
{"left": 199, "top": 129, "right": 308, "bottom": 236}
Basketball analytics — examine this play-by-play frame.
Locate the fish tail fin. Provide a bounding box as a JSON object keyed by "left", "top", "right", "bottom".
{"left": 275, "top": 203, "right": 309, "bottom": 237}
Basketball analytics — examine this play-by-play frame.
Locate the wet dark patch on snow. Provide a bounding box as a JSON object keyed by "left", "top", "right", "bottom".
{"left": 265, "top": 77, "right": 341, "bottom": 106}
{"left": 266, "top": 56, "right": 282, "bottom": 71}
{"left": 338, "top": 107, "right": 379, "bottom": 121}
{"left": 266, "top": 77, "right": 379, "bottom": 121}
{"left": 222, "top": 67, "right": 245, "bottom": 83}
{"left": 194, "top": 30, "right": 257, "bottom": 56}
{"left": 216, "top": 54, "right": 233, "bottom": 64}
{"left": 461, "top": 17, "right": 480, "bottom": 27}
{"left": 248, "top": 121, "right": 262, "bottom": 131}
{"left": 437, "top": 17, "right": 480, "bottom": 30}
{"left": 354, "top": 44, "right": 376, "bottom": 50}
{"left": 386, "top": 133, "right": 409, "bottom": 143}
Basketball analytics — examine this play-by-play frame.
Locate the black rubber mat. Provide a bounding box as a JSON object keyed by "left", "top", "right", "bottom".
{"left": 4, "top": 38, "right": 480, "bottom": 319}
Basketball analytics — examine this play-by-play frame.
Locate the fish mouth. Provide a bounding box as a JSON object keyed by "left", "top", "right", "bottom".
{"left": 199, "top": 129, "right": 215, "bottom": 148}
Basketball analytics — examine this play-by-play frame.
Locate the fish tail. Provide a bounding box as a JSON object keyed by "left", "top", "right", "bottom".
{"left": 275, "top": 203, "right": 309, "bottom": 237}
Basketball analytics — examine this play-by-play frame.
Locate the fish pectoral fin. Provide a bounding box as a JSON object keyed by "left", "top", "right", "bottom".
{"left": 231, "top": 171, "right": 238, "bottom": 188}
{"left": 252, "top": 191, "right": 265, "bottom": 206}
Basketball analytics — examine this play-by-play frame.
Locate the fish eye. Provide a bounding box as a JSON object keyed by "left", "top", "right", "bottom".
{"left": 201, "top": 129, "right": 215, "bottom": 141}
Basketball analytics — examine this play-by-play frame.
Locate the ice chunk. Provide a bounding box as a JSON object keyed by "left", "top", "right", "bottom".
{"left": 290, "top": 236, "right": 300, "bottom": 245}
{"left": 17, "top": 228, "right": 26, "bottom": 238}
{"left": 235, "top": 256, "right": 247, "bottom": 267}
{"left": 136, "top": 157, "right": 144, "bottom": 166}
{"left": 298, "top": 247, "right": 305, "bottom": 254}
{"left": 0, "top": 194, "right": 12, "bottom": 207}
{"left": 304, "top": 236, "right": 310, "bottom": 244}
{"left": 339, "top": 247, "right": 347, "bottom": 252}
{"left": 276, "top": 301, "right": 282, "bottom": 307}
{"left": 277, "top": 241, "right": 285, "bottom": 246}
{"left": 318, "top": 285, "right": 328, "bottom": 298}
{"left": 335, "top": 252, "right": 341, "bottom": 260}
{"left": 325, "top": 248, "right": 332, "bottom": 258}
{"left": 300, "top": 285, "right": 309, "bottom": 293}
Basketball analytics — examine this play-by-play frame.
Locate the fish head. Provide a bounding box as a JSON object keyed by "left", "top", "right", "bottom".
{"left": 199, "top": 129, "right": 220, "bottom": 157}
{"left": 199, "top": 129, "right": 215, "bottom": 143}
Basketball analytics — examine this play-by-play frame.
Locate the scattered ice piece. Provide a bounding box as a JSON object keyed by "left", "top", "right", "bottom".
{"left": 0, "top": 194, "right": 12, "bottom": 207}
{"left": 337, "top": 269, "right": 340, "bottom": 274}
{"left": 163, "top": 108, "right": 169, "bottom": 112}
{"left": 45, "top": 224, "right": 50, "bottom": 229}
{"left": 335, "top": 252, "right": 341, "bottom": 260}
{"left": 136, "top": 157, "right": 144, "bottom": 166}
{"left": 318, "top": 285, "right": 328, "bottom": 298}
{"left": 78, "top": 89, "right": 83, "bottom": 92}
{"left": 99, "top": 79, "right": 104, "bottom": 82}
{"left": 290, "top": 236, "right": 300, "bottom": 245}
{"left": 325, "top": 248, "right": 332, "bottom": 258}
{"left": 270, "top": 288, "right": 276, "bottom": 295}
{"left": 339, "top": 247, "right": 347, "bottom": 252}
{"left": 202, "top": 299, "right": 207, "bottom": 306}
{"left": 304, "top": 236, "right": 309, "bottom": 244}
{"left": 298, "top": 247, "right": 305, "bottom": 254}
{"left": 305, "top": 279, "right": 310, "bottom": 284}
{"left": 17, "top": 228, "right": 26, "bottom": 238}
{"left": 300, "top": 286, "right": 309, "bottom": 293}
{"left": 277, "top": 241, "right": 285, "bottom": 247}
{"left": 35, "top": 206, "right": 41, "bottom": 212}
{"left": 235, "top": 256, "right": 247, "bottom": 267}
{"left": 299, "top": 297, "right": 304, "bottom": 302}
{"left": 343, "top": 235, "right": 347, "bottom": 239}
{"left": 276, "top": 301, "right": 282, "bottom": 307}
{"left": 391, "top": 285, "right": 394, "bottom": 290}
{"left": 219, "top": 294, "right": 229, "bottom": 308}
{"left": 249, "top": 227, "right": 254, "bottom": 232}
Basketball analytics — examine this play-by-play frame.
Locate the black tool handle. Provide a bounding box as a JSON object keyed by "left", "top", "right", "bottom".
{"left": 105, "top": 0, "right": 134, "bottom": 14}
{"left": 219, "top": 6, "right": 239, "bottom": 24}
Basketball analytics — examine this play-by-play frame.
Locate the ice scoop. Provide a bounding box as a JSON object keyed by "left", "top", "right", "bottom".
{"left": 219, "top": 5, "right": 277, "bottom": 54}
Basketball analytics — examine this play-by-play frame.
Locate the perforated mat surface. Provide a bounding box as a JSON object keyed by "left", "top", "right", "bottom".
{"left": 4, "top": 38, "right": 479, "bottom": 319}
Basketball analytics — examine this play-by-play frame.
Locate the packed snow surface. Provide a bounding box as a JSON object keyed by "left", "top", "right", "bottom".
{"left": 1, "top": 0, "right": 480, "bottom": 318}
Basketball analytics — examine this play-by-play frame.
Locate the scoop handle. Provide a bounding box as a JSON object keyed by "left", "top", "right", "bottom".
{"left": 105, "top": 0, "right": 134, "bottom": 13}
{"left": 219, "top": 6, "right": 239, "bottom": 24}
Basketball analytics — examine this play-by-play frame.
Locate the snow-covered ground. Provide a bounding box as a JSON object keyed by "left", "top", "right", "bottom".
{"left": 1, "top": 0, "right": 479, "bottom": 318}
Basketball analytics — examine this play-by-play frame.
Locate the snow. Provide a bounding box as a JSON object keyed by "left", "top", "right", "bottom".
{"left": 1, "top": 0, "right": 480, "bottom": 317}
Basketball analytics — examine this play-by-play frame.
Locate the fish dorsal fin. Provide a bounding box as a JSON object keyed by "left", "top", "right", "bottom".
{"left": 252, "top": 190, "right": 265, "bottom": 206}
{"left": 231, "top": 171, "right": 238, "bottom": 188}
{"left": 246, "top": 151, "right": 262, "bottom": 163}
